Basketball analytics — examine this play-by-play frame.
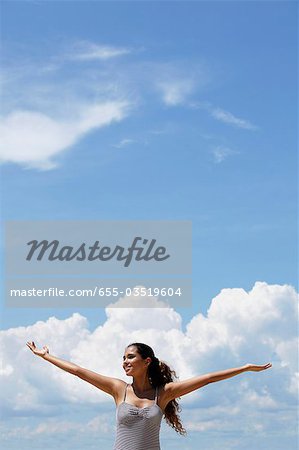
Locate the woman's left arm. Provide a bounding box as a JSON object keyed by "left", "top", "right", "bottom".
{"left": 163, "top": 363, "right": 272, "bottom": 402}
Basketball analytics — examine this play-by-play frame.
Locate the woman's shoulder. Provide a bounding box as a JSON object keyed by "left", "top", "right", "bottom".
{"left": 156, "top": 382, "right": 176, "bottom": 411}
{"left": 113, "top": 378, "right": 127, "bottom": 392}
{"left": 113, "top": 378, "right": 127, "bottom": 389}
{"left": 158, "top": 381, "right": 176, "bottom": 391}
{"left": 156, "top": 382, "right": 174, "bottom": 398}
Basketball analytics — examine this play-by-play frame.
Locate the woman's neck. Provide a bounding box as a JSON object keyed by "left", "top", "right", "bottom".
{"left": 132, "top": 376, "right": 153, "bottom": 393}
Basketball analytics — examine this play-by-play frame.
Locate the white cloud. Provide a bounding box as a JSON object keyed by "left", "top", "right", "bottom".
{"left": 185, "top": 418, "right": 223, "bottom": 432}
{"left": 157, "top": 79, "right": 195, "bottom": 106}
{"left": 0, "top": 282, "right": 297, "bottom": 420}
{"left": 212, "top": 146, "right": 239, "bottom": 163}
{"left": 0, "top": 362, "right": 14, "bottom": 376}
{"left": 112, "top": 138, "right": 135, "bottom": 149}
{"left": 188, "top": 101, "right": 257, "bottom": 131}
{"left": 0, "top": 101, "right": 130, "bottom": 170}
{"left": 2, "top": 44, "right": 221, "bottom": 172}
{"left": 70, "top": 41, "right": 131, "bottom": 61}
{"left": 32, "top": 414, "right": 111, "bottom": 435}
{"left": 0, "top": 282, "right": 297, "bottom": 450}
{"left": 1, "top": 415, "right": 113, "bottom": 440}
{"left": 211, "top": 107, "right": 257, "bottom": 130}
{"left": 1, "top": 40, "right": 135, "bottom": 171}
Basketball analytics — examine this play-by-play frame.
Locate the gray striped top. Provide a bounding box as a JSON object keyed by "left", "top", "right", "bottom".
{"left": 114, "top": 384, "right": 163, "bottom": 450}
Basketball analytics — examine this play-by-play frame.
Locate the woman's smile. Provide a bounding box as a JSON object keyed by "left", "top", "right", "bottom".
{"left": 122, "top": 346, "right": 148, "bottom": 375}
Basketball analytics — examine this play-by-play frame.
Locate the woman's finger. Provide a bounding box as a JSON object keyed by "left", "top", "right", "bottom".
{"left": 256, "top": 363, "right": 272, "bottom": 371}
{"left": 261, "top": 363, "right": 272, "bottom": 369}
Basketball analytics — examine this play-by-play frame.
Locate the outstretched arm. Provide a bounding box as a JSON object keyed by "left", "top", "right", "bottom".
{"left": 26, "top": 341, "right": 124, "bottom": 398}
{"left": 163, "top": 363, "right": 272, "bottom": 403}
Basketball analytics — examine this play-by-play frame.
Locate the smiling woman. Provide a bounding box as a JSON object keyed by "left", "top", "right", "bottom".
{"left": 26, "top": 341, "right": 272, "bottom": 450}
{"left": 121, "top": 343, "right": 185, "bottom": 438}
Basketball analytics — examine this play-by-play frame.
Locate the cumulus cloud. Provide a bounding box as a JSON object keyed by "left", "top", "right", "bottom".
{"left": 1, "top": 282, "right": 298, "bottom": 449}
{"left": 1, "top": 282, "right": 297, "bottom": 418}
{"left": 0, "top": 101, "right": 130, "bottom": 170}
{"left": 0, "top": 415, "right": 113, "bottom": 445}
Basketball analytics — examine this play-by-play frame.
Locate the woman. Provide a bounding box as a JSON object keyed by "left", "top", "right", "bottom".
{"left": 26, "top": 341, "right": 272, "bottom": 450}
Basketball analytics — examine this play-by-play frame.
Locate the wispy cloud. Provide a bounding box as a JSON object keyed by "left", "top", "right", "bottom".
{"left": 188, "top": 101, "right": 257, "bottom": 130}
{"left": 2, "top": 37, "right": 256, "bottom": 172}
{"left": 69, "top": 41, "right": 131, "bottom": 61}
{"left": 212, "top": 145, "right": 239, "bottom": 163}
{"left": 0, "top": 101, "right": 130, "bottom": 170}
{"left": 1, "top": 39, "right": 135, "bottom": 170}
{"left": 211, "top": 107, "right": 257, "bottom": 130}
{"left": 112, "top": 138, "right": 135, "bottom": 149}
{"left": 157, "top": 79, "right": 195, "bottom": 106}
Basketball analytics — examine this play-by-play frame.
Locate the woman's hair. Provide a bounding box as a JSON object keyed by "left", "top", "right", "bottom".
{"left": 127, "top": 342, "right": 186, "bottom": 435}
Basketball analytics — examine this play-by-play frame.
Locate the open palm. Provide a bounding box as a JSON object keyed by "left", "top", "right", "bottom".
{"left": 245, "top": 363, "right": 272, "bottom": 372}
{"left": 26, "top": 341, "right": 49, "bottom": 357}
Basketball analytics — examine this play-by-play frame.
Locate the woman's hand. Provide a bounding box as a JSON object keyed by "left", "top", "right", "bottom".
{"left": 244, "top": 363, "right": 272, "bottom": 372}
{"left": 26, "top": 341, "right": 49, "bottom": 358}
{"left": 27, "top": 340, "right": 124, "bottom": 397}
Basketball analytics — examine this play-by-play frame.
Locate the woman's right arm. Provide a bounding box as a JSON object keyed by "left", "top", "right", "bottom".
{"left": 26, "top": 341, "right": 124, "bottom": 397}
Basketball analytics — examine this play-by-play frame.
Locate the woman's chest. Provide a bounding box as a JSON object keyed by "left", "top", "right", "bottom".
{"left": 117, "top": 402, "right": 163, "bottom": 426}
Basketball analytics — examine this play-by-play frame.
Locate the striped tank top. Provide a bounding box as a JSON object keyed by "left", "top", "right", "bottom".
{"left": 114, "top": 384, "right": 163, "bottom": 450}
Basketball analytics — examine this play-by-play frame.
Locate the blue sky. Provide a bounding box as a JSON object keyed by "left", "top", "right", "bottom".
{"left": 0, "top": 1, "right": 297, "bottom": 450}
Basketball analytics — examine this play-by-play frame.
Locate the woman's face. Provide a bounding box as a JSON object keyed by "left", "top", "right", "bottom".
{"left": 122, "top": 346, "right": 151, "bottom": 377}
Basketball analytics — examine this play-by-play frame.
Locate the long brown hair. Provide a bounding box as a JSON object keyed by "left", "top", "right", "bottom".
{"left": 127, "top": 342, "right": 186, "bottom": 435}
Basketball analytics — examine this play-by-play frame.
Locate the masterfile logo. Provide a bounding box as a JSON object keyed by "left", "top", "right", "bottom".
{"left": 25, "top": 237, "right": 170, "bottom": 267}
{"left": 5, "top": 221, "right": 192, "bottom": 308}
